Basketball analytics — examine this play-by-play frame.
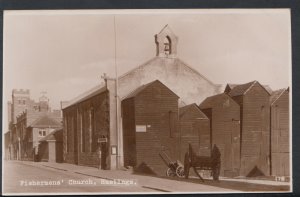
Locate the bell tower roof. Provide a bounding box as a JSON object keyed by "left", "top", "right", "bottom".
{"left": 155, "top": 24, "right": 178, "bottom": 58}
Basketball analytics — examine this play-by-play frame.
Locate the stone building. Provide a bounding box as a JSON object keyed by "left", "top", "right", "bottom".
{"left": 62, "top": 86, "right": 110, "bottom": 168}
{"left": 38, "top": 128, "right": 63, "bottom": 163}
{"left": 7, "top": 89, "right": 60, "bottom": 160}
{"left": 15, "top": 110, "right": 62, "bottom": 161}
{"left": 62, "top": 25, "right": 222, "bottom": 170}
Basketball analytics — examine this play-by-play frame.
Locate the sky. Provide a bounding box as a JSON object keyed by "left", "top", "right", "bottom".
{"left": 2, "top": 9, "right": 291, "bottom": 133}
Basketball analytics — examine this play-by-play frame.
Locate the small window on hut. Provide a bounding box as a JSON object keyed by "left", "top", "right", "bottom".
{"left": 169, "top": 111, "right": 177, "bottom": 138}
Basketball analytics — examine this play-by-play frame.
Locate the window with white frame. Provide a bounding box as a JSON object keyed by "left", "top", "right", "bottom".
{"left": 39, "top": 129, "right": 46, "bottom": 137}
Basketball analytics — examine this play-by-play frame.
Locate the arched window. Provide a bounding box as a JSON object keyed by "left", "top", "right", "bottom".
{"left": 164, "top": 36, "right": 172, "bottom": 55}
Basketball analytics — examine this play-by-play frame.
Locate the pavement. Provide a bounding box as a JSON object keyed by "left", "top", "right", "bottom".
{"left": 17, "top": 160, "right": 237, "bottom": 193}
{"left": 3, "top": 160, "right": 291, "bottom": 194}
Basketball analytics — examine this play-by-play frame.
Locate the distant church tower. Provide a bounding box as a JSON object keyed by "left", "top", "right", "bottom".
{"left": 39, "top": 92, "right": 50, "bottom": 112}
{"left": 11, "top": 89, "right": 30, "bottom": 124}
{"left": 155, "top": 24, "right": 178, "bottom": 58}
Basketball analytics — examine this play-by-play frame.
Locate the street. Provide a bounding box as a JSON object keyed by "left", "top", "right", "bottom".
{"left": 3, "top": 161, "right": 154, "bottom": 194}
{"left": 2, "top": 160, "right": 290, "bottom": 195}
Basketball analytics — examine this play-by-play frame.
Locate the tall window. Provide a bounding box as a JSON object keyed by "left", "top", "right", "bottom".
{"left": 91, "top": 108, "right": 97, "bottom": 152}
{"left": 64, "top": 117, "right": 68, "bottom": 152}
{"left": 169, "top": 111, "right": 177, "bottom": 138}
{"left": 82, "top": 111, "right": 86, "bottom": 152}
{"left": 80, "top": 112, "right": 83, "bottom": 152}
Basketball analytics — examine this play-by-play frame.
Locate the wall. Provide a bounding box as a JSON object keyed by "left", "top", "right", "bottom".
{"left": 121, "top": 98, "right": 137, "bottom": 167}
{"left": 239, "top": 83, "right": 271, "bottom": 176}
{"left": 48, "top": 141, "right": 56, "bottom": 162}
{"left": 200, "top": 94, "right": 240, "bottom": 177}
{"left": 38, "top": 141, "right": 49, "bottom": 162}
{"left": 179, "top": 106, "right": 211, "bottom": 162}
{"left": 130, "top": 81, "right": 180, "bottom": 175}
{"left": 271, "top": 90, "right": 289, "bottom": 176}
{"left": 63, "top": 105, "right": 77, "bottom": 164}
{"left": 12, "top": 89, "right": 30, "bottom": 124}
{"left": 63, "top": 90, "right": 110, "bottom": 168}
{"left": 118, "top": 57, "right": 221, "bottom": 106}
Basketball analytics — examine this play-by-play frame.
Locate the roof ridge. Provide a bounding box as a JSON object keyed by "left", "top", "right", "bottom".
{"left": 118, "top": 57, "right": 158, "bottom": 80}
{"left": 180, "top": 103, "right": 208, "bottom": 119}
{"left": 124, "top": 80, "right": 179, "bottom": 100}
{"left": 177, "top": 58, "right": 218, "bottom": 87}
{"left": 28, "top": 114, "right": 61, "bottom": 128}
{"left": 271, "top": 88, "right": 287, "bottom": 105}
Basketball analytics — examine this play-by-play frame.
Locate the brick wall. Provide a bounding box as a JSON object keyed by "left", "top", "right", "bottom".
{"left": 63, "top": 90, "right": 110, "bottom": 169}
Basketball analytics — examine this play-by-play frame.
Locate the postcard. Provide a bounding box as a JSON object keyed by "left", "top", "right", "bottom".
{"left": 2, "top": 9, "right": 292, "bottom": 195}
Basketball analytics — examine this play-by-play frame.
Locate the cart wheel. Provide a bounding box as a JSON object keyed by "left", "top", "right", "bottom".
{"left": 176, "top": 166, "right": 185, "bottom": 178}
{"left": 166, "top": 168, "right": 176, "bottom": 177}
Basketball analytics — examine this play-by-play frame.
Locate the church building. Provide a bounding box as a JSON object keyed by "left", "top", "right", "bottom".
{"left": 62, "top": 25, "right": 222, "bottom": 170}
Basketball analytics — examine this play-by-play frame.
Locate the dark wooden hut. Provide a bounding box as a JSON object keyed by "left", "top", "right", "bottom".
{"left": 270, "top": 88, "right": 290, "bottom": 177}
{"left": 199, "top": 93, "right": 240, "bottom": 177}
{"left": 226, "top": 81, "right": 271, "bottom": 177}
{"left": 121, "top": 80, "right": 180, "bottom": 175}
{"left": 179, "top": 103, "right": 210, "bottom": 162}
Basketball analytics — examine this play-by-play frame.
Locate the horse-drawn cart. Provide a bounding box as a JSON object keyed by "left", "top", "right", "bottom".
{"left": 184, "top": 144, "right": 221, "bottom": 181}
{"left": 159, "top": 150, "right": 185, "bottom": 178}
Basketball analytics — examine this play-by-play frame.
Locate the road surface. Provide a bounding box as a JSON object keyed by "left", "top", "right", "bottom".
{"left": 3, "top": 161, "right": 154, "bottom": 194}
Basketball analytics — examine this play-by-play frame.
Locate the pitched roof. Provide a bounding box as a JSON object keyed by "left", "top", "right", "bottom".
{"left": 227, "top": 84, "right": 239, "bottom": 89}
{"left": 270, "top": 88, "right": 287, "bottom": 105}
{"left": 199, "top": 93, "right": 235, "bottom": 109}
{"left": 227, "top": 81, "right": 271, "bottom": 97}
{"left": 263, "top": 85, "right": 273, "bottom": 94}
{"left": 124, "top": 80, "right": 179, "bottom": 99}
{"left": 29, "top": 115, "right": 62, "bottom": 128}
{"left": 179, "top": 103, "right": 208, "bottom": 119}
{"left": 225, "top": 81, "right": 273, "bottom": 95}
{"left": 39, "top": 129, "right": 62, "bottom": 142}
{"left": 227, "top": 81, "right": 256, "bottom": 97}
{"left": 118, "top": 57, "right": 219, "bottom": 88}
{"left": 63, "top": 84, "right": 106, "bottom": 109}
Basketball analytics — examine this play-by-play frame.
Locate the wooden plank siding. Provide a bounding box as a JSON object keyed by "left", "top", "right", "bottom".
{"left": 271, "top": 89, "right": 289, "bottom": 176}
{"left": 63, "top": 90, "right": 110, "bottom": 168}
{"left": 179, "top": 104, "right": 211, "bottom": 163}
{"left": 199, "top": 93, "right": 240, "bottom": 177}
{"left": 229, "top": 82, "right": 271, "bottom": 177}
{"left": 121, "top": 80, "right": 180, "bottom": 175}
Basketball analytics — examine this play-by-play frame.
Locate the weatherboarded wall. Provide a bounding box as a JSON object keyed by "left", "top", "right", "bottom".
{"left": 200, "top": 93, "right": 240, "bottom": 177}
{"left": 230, "top": 83, "right": 271, "bottom": 177}
{"left": 179, "top": 104, "right": 211, "bottom": 163}
{"left": 122, "top": 80, "right": 180, "bottom": 175}
{"left": 271, "top": 90, "right": 289, "bottom": 177}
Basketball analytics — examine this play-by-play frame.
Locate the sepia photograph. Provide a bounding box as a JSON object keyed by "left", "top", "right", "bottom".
{"left": 2, "top": 9, "right": 292, "bottom": 195}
